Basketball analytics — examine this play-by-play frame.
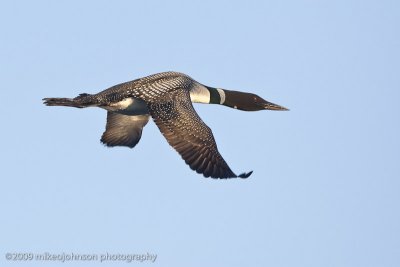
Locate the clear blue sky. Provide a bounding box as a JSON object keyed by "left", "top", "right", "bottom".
{"left": 1, "top": 1, "right": 399, "bottom": 266}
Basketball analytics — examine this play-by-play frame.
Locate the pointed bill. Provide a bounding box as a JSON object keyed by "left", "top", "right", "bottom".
{"left": 262, "top": 101, "right": 289, "bottom": 111}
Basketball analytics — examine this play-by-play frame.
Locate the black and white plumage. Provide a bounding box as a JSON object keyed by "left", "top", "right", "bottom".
{"left": 43, "top": 71, "right": 288, "bottom": 179}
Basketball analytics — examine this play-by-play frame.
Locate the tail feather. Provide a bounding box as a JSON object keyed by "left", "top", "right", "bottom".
{"left": 43, "top": 94, "right": 95, "bottom": 108}
{"left": 42, "top": 98, "right": 83, "bottom": 108}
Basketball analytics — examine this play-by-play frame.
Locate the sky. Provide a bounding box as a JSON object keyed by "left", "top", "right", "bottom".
{"left": 1, "top": 0, "right": 399, "bottom": 266}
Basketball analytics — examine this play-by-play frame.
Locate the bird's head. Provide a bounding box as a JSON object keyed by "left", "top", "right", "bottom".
{"left": 211, "top": 88, "right": 288, "bottom": 111}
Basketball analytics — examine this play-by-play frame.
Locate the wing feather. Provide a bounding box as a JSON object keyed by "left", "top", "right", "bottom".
{"left": 101, "top": 112, "right": 149, "bottom": 148}
{"left": 147, "top": 90, "right": 251, "bottom": 179}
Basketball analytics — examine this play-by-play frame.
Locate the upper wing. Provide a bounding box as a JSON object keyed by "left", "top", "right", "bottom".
{"left": 101, "top": 112, "right": 150, "bottom": 148}
{"left": 147, "top": 90, "right": 252, "bottom": 179}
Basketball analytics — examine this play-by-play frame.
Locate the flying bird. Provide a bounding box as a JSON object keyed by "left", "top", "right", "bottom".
{"left": 43, "top": 71, "right": 288, "bottom": 179}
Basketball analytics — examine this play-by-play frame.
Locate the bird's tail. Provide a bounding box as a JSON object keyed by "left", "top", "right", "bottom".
{"left": 43, "top": 93, "right": 95, "bottom": 108}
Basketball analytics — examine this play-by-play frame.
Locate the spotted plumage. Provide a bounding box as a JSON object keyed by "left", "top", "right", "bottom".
{"left": 43, "top": 71, "right": 288, "bottom": 179}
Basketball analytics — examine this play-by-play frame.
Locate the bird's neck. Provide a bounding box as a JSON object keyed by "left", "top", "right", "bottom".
{"left": 190, "top": 84, "right": 253, "bottom": 110}
{"left": 205, "top": 86, "right": 249, "bottom": 110}
{"left": 207, "top": 87, "right": 226, "bottom": 105}
{"left": 190, "top": 83, "right": 225, "bottom": 104}
{"left": 206, "top": 87, "right": 258, "bottom": 111}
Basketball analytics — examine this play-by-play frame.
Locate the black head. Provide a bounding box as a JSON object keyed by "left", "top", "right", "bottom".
{"left": 222, "top": 90, "right": 289, "bottom": 111}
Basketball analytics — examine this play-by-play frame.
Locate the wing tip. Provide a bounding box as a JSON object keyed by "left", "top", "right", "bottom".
{"left": 203, "top": 170, "right": 253, "bottom": 179}
{"left": 100, "top": 137, "right": 137, "bottom": 149}
{"left": 238, "top": 171, "right": 253, "bottom": 179}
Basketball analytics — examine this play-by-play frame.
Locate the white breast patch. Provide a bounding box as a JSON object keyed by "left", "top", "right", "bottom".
{"left": 190, "top": 83, "right": 210, "bottom": 104}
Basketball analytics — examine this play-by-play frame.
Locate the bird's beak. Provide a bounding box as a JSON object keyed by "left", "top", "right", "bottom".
{"left": 262, "top": 100, "right": 289, "bottom": 111}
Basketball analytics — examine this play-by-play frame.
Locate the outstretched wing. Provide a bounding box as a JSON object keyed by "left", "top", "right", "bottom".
{"left": 101, "top": 112, "right": 150, "bottom": 148}
{"left": 147, "top": 90, "right": 252, "bottom": 179}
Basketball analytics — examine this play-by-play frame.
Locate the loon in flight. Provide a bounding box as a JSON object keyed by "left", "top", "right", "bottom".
{"left": 43, "top": 71, "right": 288, "bottom": 179}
